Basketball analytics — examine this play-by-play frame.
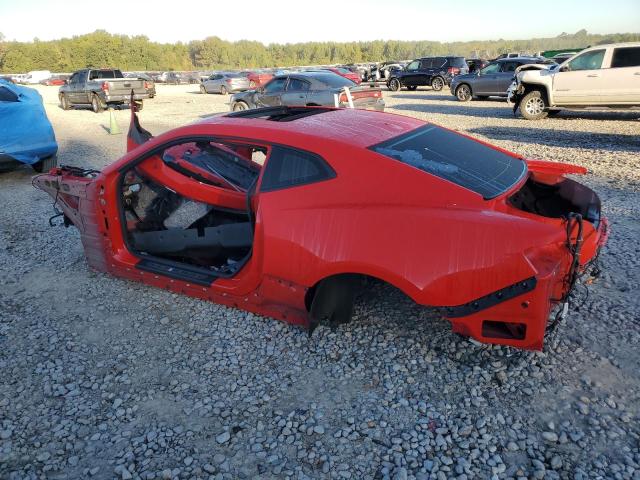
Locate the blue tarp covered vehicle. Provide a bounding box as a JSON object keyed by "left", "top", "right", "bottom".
{"left": 0, "top": 79, "right": 58, "bottom": 172}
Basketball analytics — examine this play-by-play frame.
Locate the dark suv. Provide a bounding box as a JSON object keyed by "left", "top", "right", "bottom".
{"left": 387, "top": 56, "right": 468, "bottom": 92}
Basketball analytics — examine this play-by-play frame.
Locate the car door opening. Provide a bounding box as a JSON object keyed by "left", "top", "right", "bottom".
{"left": 120, "top": 139, "right": 264, "bottom": 280}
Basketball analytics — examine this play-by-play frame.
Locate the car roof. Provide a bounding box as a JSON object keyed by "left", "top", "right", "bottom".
{"left": 417, "top": 56, "right": 464, "bottom": 60}
{"left": 585, "top": 41, "right": 640, "bottom": 49}
{"left": 496, "top": 57, "right": 544, "bottom": 62}
{"left": 197, "top": 107, "right": 424, "bottom": 149}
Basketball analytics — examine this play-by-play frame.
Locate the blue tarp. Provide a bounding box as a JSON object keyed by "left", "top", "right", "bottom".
{"left": 0, "top": 80, "right": 58, "bottom": 165}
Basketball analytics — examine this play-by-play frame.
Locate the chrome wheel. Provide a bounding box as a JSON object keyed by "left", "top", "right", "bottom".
{"left": 233, "top": 102, "right": 248, "bottom": 111}
{"left": 431, "top": 77, "right": 444, "bottom": 91}
{"left": 389, "top": 79, "right": 400, "bottom": 91}
{"left": 524, "top": 97, "right": 545, "bottom": 116}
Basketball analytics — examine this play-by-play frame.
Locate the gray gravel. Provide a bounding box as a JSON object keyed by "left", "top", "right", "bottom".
{"left": 1, "top": 84, "right": 639, "bottom": 479}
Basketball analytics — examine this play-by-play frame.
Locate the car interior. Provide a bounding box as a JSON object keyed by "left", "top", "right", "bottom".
{"left": 120, "top": 139, "right": 265, "bottom": 279}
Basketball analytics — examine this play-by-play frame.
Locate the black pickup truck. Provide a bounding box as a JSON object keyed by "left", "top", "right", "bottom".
{"left": 59, "top": 68, "right": 149, "bottom": 113}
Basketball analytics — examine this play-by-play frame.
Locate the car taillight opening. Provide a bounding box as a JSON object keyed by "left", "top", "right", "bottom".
{"left": 144, "top": 81, "right": 150, "bottom": 89}
{"left": 447, "top": 67, "right": 460, "bottom": 74}
{"left": 101, "top": 81, "right": 109, "bottom": 92}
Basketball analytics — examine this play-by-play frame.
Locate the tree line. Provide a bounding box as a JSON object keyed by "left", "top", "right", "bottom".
{"left": 0, "top": 29, "right": 638, "bottom": 73}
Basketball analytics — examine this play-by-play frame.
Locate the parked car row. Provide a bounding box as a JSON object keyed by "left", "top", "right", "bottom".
{"left": 380, "top": 42, "right": 640, "bottom": 121}
{"left": 45, "top": 41, "right": 640, "bottom": 119}
{"left": 229, "top": 71, "right": 384, "bottom": 111}
{"left": 450, "top": 57, "right": 554, "bottom": 101}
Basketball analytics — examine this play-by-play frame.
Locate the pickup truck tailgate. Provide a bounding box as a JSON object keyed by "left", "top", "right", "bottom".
{"left": 106, "top": 78, "right": 146, "bottom": 96}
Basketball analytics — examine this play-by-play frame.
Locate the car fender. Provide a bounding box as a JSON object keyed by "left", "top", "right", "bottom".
{"left": 515, "top": 69, "right": 555, "bottom": 106}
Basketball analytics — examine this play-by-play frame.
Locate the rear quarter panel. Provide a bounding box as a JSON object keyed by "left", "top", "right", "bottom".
{"left": 256, "top": 141, "right": 562, "bottom": 307}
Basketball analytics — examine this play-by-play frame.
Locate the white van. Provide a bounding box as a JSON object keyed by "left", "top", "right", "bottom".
{"left": 24, "top": 70, "right": 52, "bottom": 84}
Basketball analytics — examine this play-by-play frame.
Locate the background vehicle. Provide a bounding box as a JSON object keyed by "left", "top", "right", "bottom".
{"left": 183, "top": 72, "right": 202, "bottom": 84}
{"left": 58, "top": 68, "right": 149, "bottom": 113}
{"left": 246, "top": 70, "right": 274, "bottom": 88}
{"left": 387, "top": 56, "right": 468, "bottom": 91}
{"left": 125, "top": 72, "right": 156, "bottom": 98}
{"left": 33, "top": 106, "right": 606, "bottom": 350}
{"left": 229, "top": 72, "right": 384, "bottom": 111}
{"left": 40, "top": 76, "right": 68, "bottom": 86}
{"left": 466, "top": 58, "right": 488, "bottom": 73}
{"left": 551, "top": 52, "right": 578, "bottom": 64}
{"left": 0, "top": 79, "right": 57, "bottom": 173}
{"left": 451, "top": 57, "right": 555, "bottom": 101}
{"left": 20, "top": 70, "right": 51, "bottom": 85}
{"left": 509, "top": 42, "right": 640, "bottom": 119}
{"left": 165, "top": 72, "right": 183, "bottom": 85}
{"left": 201, "top": 72, "right": 250, "bottom": 95}
{"left": 24, "top": 70, "right": 51, "bottom": 84}
{"left": 492, "top": 53, "right": 523, "bottom": 60}
{"left": 322, "top": 67, "right": 362, "bottom": 84}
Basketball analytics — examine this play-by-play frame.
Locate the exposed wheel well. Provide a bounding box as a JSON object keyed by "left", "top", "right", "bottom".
{"left": 304, "top": 273, "right": 415, "bottom": 315}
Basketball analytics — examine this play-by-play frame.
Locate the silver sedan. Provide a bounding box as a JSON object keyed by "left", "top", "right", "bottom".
{"left": 200, "top": 73, "right": 250, "bottom": 95}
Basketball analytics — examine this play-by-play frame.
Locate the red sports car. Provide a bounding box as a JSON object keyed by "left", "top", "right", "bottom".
{"left": 323, "top": 67, "right": 362, "bottom": 84}
{"left": 33, "top": 106, "right": 607, "bottom": 350}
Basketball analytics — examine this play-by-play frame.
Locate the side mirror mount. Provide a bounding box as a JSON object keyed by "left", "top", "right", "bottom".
{"left": 560, "top": 65, "right": 569, "bottom": 72}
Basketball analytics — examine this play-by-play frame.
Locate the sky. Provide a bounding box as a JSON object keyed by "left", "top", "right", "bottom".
{"left": 1, "top": 0, "right": 638, "bottom": 44}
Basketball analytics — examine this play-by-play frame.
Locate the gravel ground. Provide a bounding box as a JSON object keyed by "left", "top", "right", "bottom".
{"left": 1, "top": 84, "right": 639, "bottom": 480}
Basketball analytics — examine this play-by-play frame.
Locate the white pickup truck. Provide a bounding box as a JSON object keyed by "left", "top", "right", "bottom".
{"left": 508, "top": 42, "right": 640, "bottom": 119}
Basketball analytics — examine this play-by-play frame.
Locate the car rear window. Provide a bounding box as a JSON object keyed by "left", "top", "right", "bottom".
{"left": 611, "top": 47, "right": 640, "bottom": 68}
{"left": 312, "top": 73, "right": 356, "bottom": 88}
{"left": 369, "top": 125, "right": 527, "bottom": 199}
{"left": 89, "top": 70, "right": 124, "bottom": 79}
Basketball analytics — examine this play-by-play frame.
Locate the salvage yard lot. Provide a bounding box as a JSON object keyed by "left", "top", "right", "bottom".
{"left": 1, "top": 84, "right": 639, "bottom": 479}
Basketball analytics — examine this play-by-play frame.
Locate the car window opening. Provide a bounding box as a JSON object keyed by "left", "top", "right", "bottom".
{"left": 161, "top": 141, "right": 261, "bottom": 191}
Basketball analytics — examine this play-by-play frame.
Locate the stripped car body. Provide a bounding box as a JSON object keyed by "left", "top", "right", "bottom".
{"left": 33, "top": 106, "right": 607, "bottom": 350}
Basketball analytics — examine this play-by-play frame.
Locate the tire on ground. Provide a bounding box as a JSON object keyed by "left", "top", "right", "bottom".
{"left": 456, "top": 84, "right": 472, "bottom": 102}
{"left": 431, "top": 76, "right": 445, "bottom": 91}
{"left": 91, "top": 94, "right": 104, "bottom": 113}
{"left": 519, "top": 89, "right": 549, "bottom": 120}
